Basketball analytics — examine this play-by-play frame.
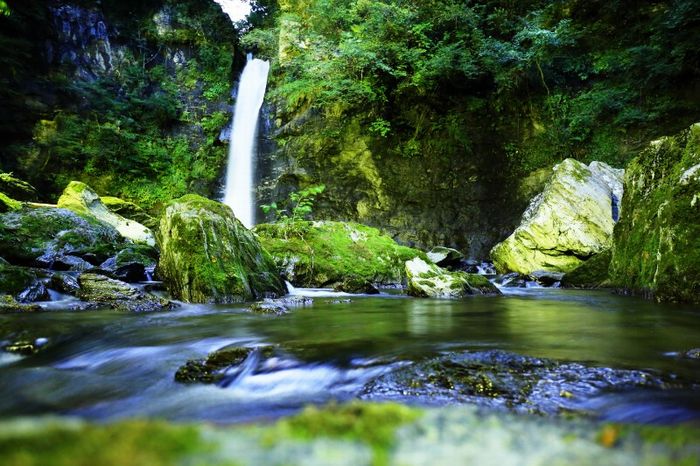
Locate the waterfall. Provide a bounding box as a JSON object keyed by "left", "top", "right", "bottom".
{"left": 223, "top": 53, "right": 270, "bottom": 228}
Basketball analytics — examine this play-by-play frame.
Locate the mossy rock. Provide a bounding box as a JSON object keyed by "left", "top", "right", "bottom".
{"left": 77, "top": 273, "right": 173, "bottom": 312}
{"left": 0, "top": 193, "right": 21, "bottom": 213}
{"left": 333, "top": 277, "right": 380, "bottom": 294}
{"left": 254, "top": 220, "right": 424, "bottom": 287}
{"left": 58, "top": 181, "right": 156, "bottom": 247}
{"left": 0, "top": 262, "right": 42, "bottom": 297}
{"left": 610, "top": 123, "right": 700, "bottom": 303}
{"left": 561, "top": 249, "right": 612, "bottom": 288}
{"left": 157, "top": 194, "right": 286, "bottom": 303}
{"left": 0, "top": 294, "right": 42, "bottom": 313}
{"left": 175, "top": 345, "right": 274, "bottom": 384}
{"left": 491, "top": 159, "right": 623, "bottom": 275}
{"left": 101, "top": 196, "right": 158, "bottom": 230}
{"left": 0, "top": 206, "right": 126, "bottom": 265}
{"left": 0, "top": 173, "right": 37, "bottom": 201}
{"left": 405, "top": 257, "right": 500, "bottom": 298}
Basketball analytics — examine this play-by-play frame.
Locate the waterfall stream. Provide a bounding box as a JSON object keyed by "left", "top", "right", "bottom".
{"left": 223, "top": 54, "right": 270, "bottom": 228}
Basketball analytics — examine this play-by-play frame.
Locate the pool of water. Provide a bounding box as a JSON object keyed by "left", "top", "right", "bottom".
{"left": 0, "top": 288, "right": 699, "bottom": 424}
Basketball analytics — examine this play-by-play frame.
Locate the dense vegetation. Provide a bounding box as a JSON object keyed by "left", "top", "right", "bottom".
{"left": 249, "top": 0, "right": 700, "bottom": 171}
{"left": 0, "top": 0, "right": 239, "bottom": 208}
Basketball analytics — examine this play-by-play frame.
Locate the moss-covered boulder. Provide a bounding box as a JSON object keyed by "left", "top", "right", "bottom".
{"left": 491, "top": 159, "right": 623, "bottom": 275}
{"left": 0, "top": 295, "right": 42, "bottom": 313}
{"left": 254, "top": 221, "right": 424, "bottom": 287}
{"left": 158, "top": 195, "right": 286, "bottom": 303}
{"left": 77, "top": 273, "right": 173, "bottom": 312}
{"left": 610, "top": 124, "right": 700, "bottom": 303}
{"left": 405, "top": 257, "right": 500, "bottom": 298}
{"left": 58, "top": 182, "right": 156, "bottom": 247}
{"left": 101, "top": 196, "right": 158, "bottom": 230}
{"left": 561, "top": 250, "right": 612, "bottom": 288}
{"left": 0, "top": 206, "right": 125, "bottom": 266}
{"left": 0, "top": 173, "right": 37, "bottom": 201}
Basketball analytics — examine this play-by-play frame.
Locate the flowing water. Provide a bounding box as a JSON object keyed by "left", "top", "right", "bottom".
{"left": 223, "top": 54, "right": 270, "bottom": 228}
{"left": 1, "top": 288, "right": 699, "bottom": 425}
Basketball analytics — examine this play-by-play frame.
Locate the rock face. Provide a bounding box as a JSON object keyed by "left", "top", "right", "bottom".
{"left": 58, "top": 182, "right": 156, "bottom": 247}
{"left": 490, "top": 159, "right": 623, "bottom": 275}
{"left": 610, "top": 123, "right": 700, "bottom": 303}
{"left": 158, "top": 195, "right": 286, "bottom": 303}
{"left": 405, "top": 257, "right": 500, "bottom": 298}
{"left": 254, "top": 221, "right": 423, "bottom": 287}
{"left": 0, "top": 206, "right": 125, "bottom": 266}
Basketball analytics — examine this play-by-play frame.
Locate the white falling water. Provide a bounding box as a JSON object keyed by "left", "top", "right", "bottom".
{"left": 223, "top": 54, "right": 270, "bottom": 228}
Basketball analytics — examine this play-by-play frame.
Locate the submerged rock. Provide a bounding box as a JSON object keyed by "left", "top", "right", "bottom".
{"left": 175, "top": 345, "right": 275, "bottom": 384}
{"left": 77, "top": 273, "right": 172, "bottom": 312}
{"left": 491, "top": 159, "right": 623, "bottom": 275}
{"left": 361, "top": 350, "right": 680, "bottom": 416}
{"left": 0, "top": 206, "right": 125, "bottom": 266}
{"left": 405, "top": 257, "right": 500, "bottom": 298}
{"left": 427, "top": 246, "right": 464, "bottom": 268}
{"left": 158, "top": 194, "right": 286, "bottom": 303}
{"left": 254, "top": 220, "right": 423, "bottom": 287}
{"left": 610, "top": 123, "right": 700, "bottom": 303}
{"left": 58, "top": 181, "right": 156, "bottom": 247}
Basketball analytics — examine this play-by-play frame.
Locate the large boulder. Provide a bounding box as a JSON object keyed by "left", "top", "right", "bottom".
{"left": 405, "top": 257, "right": 500, "bottom": 298}
{"left": 490, "top": 159, "right": 623, "bottom": 275}
{"left": 58, "top": 182, "right": 156, "bottom": 247}
{"left": 610, "top": 123, "right": 700, "bottom": 303}
{"left": 254, "top": 220, "right": 424, "bottom": 287}
{"left": 0, "top": 206, "right": 126, "bottom": 266}
{"left": 158, "top": 194, "right": 286, "bottom": 303}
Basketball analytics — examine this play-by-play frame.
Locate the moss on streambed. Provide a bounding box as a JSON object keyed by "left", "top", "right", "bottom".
{"left": 0, "top": 404, "right": 698, "bottom": 466}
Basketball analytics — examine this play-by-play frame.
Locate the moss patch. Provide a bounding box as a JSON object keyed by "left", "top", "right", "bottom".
{"left": 254, "top": 221, "right": 424, "bottom": 287}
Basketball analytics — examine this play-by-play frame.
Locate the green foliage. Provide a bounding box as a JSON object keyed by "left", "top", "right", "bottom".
{"left": 261, "top": 184, "right": 325, "bottom": 237}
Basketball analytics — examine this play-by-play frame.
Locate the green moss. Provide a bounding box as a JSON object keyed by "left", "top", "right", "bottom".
{"left": 610, "top": 123, "right": 700, "bottom": 303}
{"left": 272, "top": 402, "right": 421, "bottom": 466}
{"left": 254, "top": 221, "right": 424, "bottom": 287}
{"left": 562, "top": 250, "right": 612, "bottom": 288}
{"left": 158, "top": 195, "right": 286, "bottom": 303}
{"left": 0, "top": 173, "right": 37, "bottom": 201}
{"left": 175, "top": 346, "right": 254, "bottom": 384}
{"left": 0, "top": 419, "right": 213, "bottom": 466}
{"left": 0, "top": 263, "right": 39, "bottom": 296}
{"left": 0, "top": 193, "right": 21, "bottom": 212}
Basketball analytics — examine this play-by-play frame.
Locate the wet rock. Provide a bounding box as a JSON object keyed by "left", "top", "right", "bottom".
{"left": 50, "top": 273, "right": 80, "bottom": 295}
{"left": 492, "top": 273, "right": 528, "bottom": 288}
{"left": 0, "top": 173, "right": 36, "bottom": 201}
{"left": 0, "top": 262, "right": 41, "bottom": 296}
{"left": 36, "top": 253, "right": 92, "bottom": 272}
{"left": 254, "top": 220, "right": 423, "bottom": 287}
{"left": 610, "top": 123, "right": 700, "bottom": 303}
{"left": 158, "top": 194, "right": 286, "bottom": 303}
{"left": 0, "top": 206, "right": 126, "bottom": 265}
{"left": 491, "top": 159, "right": 623, "bottom": 275}
{"left": 405, "top": 257, "right": 501, "bottom": 298}
{"left": 332, "top": 277, "right": 379, "bottom": 294}
{"left": 683, "top": 349, "right": 700, "bottom": 360}
{"left": 175, "top": 345, "right": 275, "bottom": 384}
{"left": 17, "top": 281, "right": 51, "bottom": 303}
{"left": 427, "top": 246, "right": 464, "bottom": 268}
{"left": 77, "top": 273, "right": 173, "bottom": 312}
{"left": 361, "top": 351, "right": 678, "bottom": 415}
{"left": 562, "top": 250, "right": 612, "bottom": 289}
{"left": 58, "top": 181, "right": 155, "bottom": 247}
{"left": 528, "top": 271, "right": 564, "bottom": 287}
{"left": 249, "top": 299, "right": 290, "bottom": 316}
{"left": 0, "top": 295, "right": 42, "bottom": 313}
{"left": 99, "top": 245, "right": 157, "bottom": 282}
